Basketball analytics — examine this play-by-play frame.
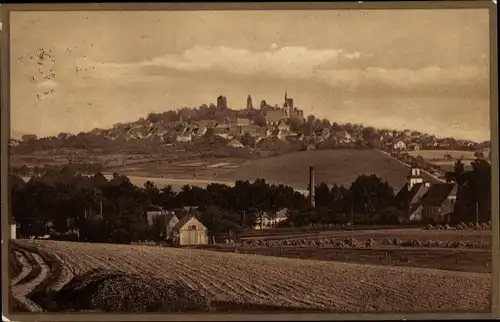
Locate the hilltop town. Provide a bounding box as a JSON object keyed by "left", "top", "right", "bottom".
{"left": 10, "top": 91, "right": 489, "bottom": 154}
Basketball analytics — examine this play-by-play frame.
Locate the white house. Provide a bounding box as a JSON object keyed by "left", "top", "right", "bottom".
{"left": 172, "top": 215, "right": 209, "bottom": 246}
{"left": 193, "top": 127, "right": 207, "bottom": 137}
{"left": 254, "top": 208, "right": 288, "bottom": 230}
{"left": 393, "top": 140, "right": 407, "bottom": 150}
{"left": 176, "top": 133, "right": 192, "bottom": 142}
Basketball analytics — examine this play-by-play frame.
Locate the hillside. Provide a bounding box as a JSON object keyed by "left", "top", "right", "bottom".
{"left": 216, "top": 149, "right": 438, "bottom": 191}
{"left": 10, "top": 103, "right": 485, "bottom": 156}
{"left": 11, "top": 239, "right": 491, "bottom": 313}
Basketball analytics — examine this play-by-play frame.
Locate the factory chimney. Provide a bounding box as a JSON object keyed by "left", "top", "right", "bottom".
{"left": 308, "top": 166, "right": 315, "bottom": 208}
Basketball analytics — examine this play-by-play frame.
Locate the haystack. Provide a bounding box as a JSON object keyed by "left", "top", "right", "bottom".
{"left": 55, "top": 269, "right": 212, "bottom": 312}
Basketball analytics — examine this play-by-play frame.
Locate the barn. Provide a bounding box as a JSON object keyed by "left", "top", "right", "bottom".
{"left": 172, "top": 215, "right": 209, "bottom": 247}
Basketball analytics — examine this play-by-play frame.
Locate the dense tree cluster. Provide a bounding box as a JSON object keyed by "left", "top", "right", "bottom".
{"left": 447, "top": 159, "right": 492, "bottom": 224}
{"left": 10, "top": 167, "right": 400, "bottom": 243}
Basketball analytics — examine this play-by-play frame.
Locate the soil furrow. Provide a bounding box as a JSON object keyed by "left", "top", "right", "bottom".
{"left": 11, "top": 252, "right": 49, "bottom": 312}
{"left": 11, "top": 251, "right": 32, "bottom": 286}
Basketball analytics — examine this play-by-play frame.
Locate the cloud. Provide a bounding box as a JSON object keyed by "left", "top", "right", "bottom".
{"left": 88, "top": 45, "right": 488, "bottom": 97}
{"left": 94, "top": 45, "right": 361, "bottom": 78}
{"left": 317, "top": 66, "right": 488, "bottom": 89}
{"left": 343, "top": 51, "right": 362, "bottom": 60}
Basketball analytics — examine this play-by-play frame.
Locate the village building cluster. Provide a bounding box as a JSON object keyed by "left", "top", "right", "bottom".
{"left": 145, "top": 207, "right": 209, "bottom": 246}
{"left": 395, "top": 165, "right": 458, "bottom": 224}
{"left": 385, "top": 130, "right": 480, "bottom": 152}
{"left": 167, "top": 92, "right": 306, "bottom": 145}
{"left": 13, "top": 91, "right": 486, "bottom": 155}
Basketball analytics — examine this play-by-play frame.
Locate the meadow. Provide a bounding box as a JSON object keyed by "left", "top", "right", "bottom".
{"left": 14, "top": 149, "right": 437, "bottom": 192}
{"left": 406, "top": 150, "right": 476, "bottom": 160}
{"left": 407, "top": 150, "right": 477, "bottom": 171}
{"left": 9, "top": 239, "right": 491, "bottom": 314}
{"left": 103, "top": 149, "right": 434, "bottom": 192}
{"left": 214, "top": 150, "right": 438, "bottom": 191}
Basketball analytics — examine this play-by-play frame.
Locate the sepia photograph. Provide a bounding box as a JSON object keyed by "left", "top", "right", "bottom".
{"left": 1, "top": 2, "right": 497, "bottom": 319}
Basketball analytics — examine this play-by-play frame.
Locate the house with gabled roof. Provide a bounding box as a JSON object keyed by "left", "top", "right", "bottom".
{"left": 276, "top": 120, "right": 290, "bottom": 132}
{"left": 172, "top": 215, "right": 209, "bottom": 246}
{"left": 419, "top": 183, "right": 457, "bottom": 223}
{"left": 394, "top": 165, "right": 457, "bottom": 223}
{"left": 145, "top": 206, "right": 180, "bottom": 240}
{"left": 393, "top": 140, "right": 407, "bottom": 150}
{"left": 394, "top": 181, "right": 432, "bottom": 222}
{"left": 227, "top": 139, "right": 244, "bottom": 148}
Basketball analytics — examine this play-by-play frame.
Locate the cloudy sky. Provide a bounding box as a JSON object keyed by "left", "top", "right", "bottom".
{"left": 10, "top": 9, "right": 490, "bottom": 141}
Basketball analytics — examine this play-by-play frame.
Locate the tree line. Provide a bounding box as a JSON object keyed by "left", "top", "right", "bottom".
{"left": 10, "top": 167, "right": 398, "bottom": 243}
{"left": 9, "top": 158, "right": 491, "bottom": 244}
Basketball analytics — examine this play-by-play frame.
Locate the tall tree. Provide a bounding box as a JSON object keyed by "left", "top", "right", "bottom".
{"left": 253, "top": 114, "right": 267, "bottom": 127}
{"left": 144, "top": 181, "right": 162, "bottom": 206}
{"left": 347, "top": 174, "right": 395, "bottom": 224}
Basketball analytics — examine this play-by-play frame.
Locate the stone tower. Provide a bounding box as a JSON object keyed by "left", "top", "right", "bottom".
{"left": 284, "top": 91, "right": 294, "bottom": 117}
{"left": 247, "top": 95, "right": 253, "bottom": 110}
{"left": 217, "top": 95, "right": 227, "bottom": 109}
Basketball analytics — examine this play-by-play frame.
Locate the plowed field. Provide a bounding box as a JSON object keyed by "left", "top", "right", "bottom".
{"left": 9, "top": 239, "right": 491, "bottom": 314}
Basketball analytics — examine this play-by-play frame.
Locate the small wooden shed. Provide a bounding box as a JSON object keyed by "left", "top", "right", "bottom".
{"left": 172, "top": 215, "right": 208, "bottom": 247}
